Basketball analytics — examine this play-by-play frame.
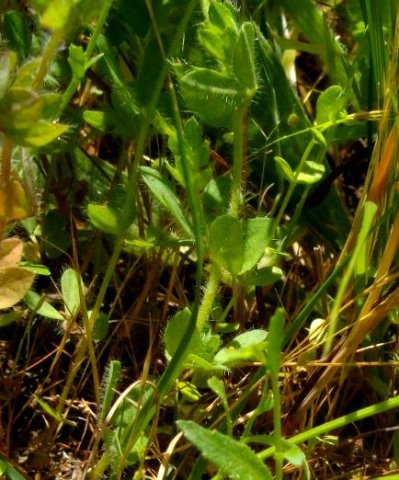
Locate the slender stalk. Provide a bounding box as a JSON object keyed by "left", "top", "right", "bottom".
{"left": 33, "top": 31, "right": 63, "bottom": 91}
{"left": 196, "top": 264, "right": 221, "bottom": 332}
{"left": 273, "top": 138, "right": 315, "bottom": 230}
{"left": 230, "top": 111, "right": 245, "bottom": 216}
{"left": 58, "top": 0, "right": 113, "bottom": 115}
{"left": 258, "top": 394, "right": 399, "bottom": 460}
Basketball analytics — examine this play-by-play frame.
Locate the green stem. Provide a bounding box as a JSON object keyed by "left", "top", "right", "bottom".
{"left": 258, "top": 394, "right": 399, "bottom": 460}
{"left": 273, "top": 138, "right": 315, "bottom": 231}
{"left": 323, "top": 201, "right": 377, "bottom": 355}
{"left": 230, "top": 111, "right": 245, "bottom": 216}
{"left": 33, "top": 30, "right": 63, "bottom": 91}
{"left": 196, "top": 265, "right": 221, "bottom": 332}
{"left": 58, "top": 0, "right": 113, "bottom": 116}
{"left": 272, "top": 370, "right": 283, "bottom": 480}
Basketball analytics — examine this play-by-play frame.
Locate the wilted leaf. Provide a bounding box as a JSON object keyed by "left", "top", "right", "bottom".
{"left": 0, "top": 238, "right": 23, "bottom": 267}
{"left": 0, "top": 266, "right": 35, "bottom": 309}
{"left": 0, "top": 177, "right": 34, "bottom": 224}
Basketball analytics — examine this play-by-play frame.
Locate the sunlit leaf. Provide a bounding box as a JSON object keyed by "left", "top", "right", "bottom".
{"left": 240, "top": 217, "right": 273, "bottom": 274}
{"left": 164, "top": 308, "right": 202, "bottom": 359}
{"left": 297, "top": 161, "right": 325, "bottom": 184}
{"left": 177, "top": 421, "right": 272, "bottom": 479}
{"left": 87, "top": 204, "right": 122, "bottom": 235}
{"left": 316, "top": 85, "right": 347, "bottom": 125}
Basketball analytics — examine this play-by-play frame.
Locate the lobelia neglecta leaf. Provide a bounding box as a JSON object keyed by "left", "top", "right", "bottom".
{"left": 87, "top": 203, "right": 122, "bottom": 236}
{"left": 24, "top": 290, "right": 63, "bottom": 321}
{"left": 209, "top": 214, "right": 244, "bottom": 274}
{"left": 177, "top": 67, "right": 251, "bottom": 128}
{"left": 61, "top": 268, "right": 85, "bottom": 318}
{"left": 140, "top": 166, "right": 193, "bottom": 237}
{"left": 177, "top": 420, "right": 272, "bottom": 479}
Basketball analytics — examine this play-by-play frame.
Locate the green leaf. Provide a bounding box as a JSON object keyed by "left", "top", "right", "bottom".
{"left": 183, "top": 117, "right": 209, "bottom": 170}
{"left": 68, "top": 44, "right": 103, "bottom": 81}
{"left": 98, "top": 360, "right": 121, "bottom": 424}
{"left": 0, "top": 266, "right": 35, "bottom": 309}
{"left": 3, "top": 11, "right": 30, "bottom": 61}
{"left": 316, "top": 85, "right": 347, "bottom": 125}
{"left": 0, "top": 311, "right": 24, "bottom": 327}
{"left": 25, "top": 290, "right": 63, "bottom": 320}
{"left": 41, "top": 0, "right": 73, "bottom": 30}
{"left": 61, "top": 268, "right": 83, "bottom": 318}
{"left": 18, "top": 262, "right": 51, "bottom": 276}
{"left": 240, "top": 217, "right": 273, "bottom": 274}
{"left": 68, "top": 44, "right": 86, "bottom": 79}
{"left": 234, "top": 22, "right": 257, "bottom": 91}
{"left": 198, "top": 0, "right": 238, "bottom": 67}
{"left": 83, "top": 110, "right": 109, "bottom": 131}
{"left": 214, "top": 330, "right": 268, "bottom": 367}
{"left": 34, "top": 394, "right": 76, "bottom": 426}
{"left": 297, "top": 161, "right": 325, "bottom": 184}
{"left": 177, "top": 67, "right": 250, "bottom": 128}
{"left": 275, "top": 156, "right": 295, "bottom": 183}
{"left": 0, "top": 53, "right": 16, "bottom": 99}
{"left": 140, "top": 166, "right": 193, "bottom": 237}
{"left": 87, "top": 204, "right": 122, "bottom": 235}
{"left": 17, "top": 121, "right": 69, "bottom": 147}
{"left": 209, "top": 215, "right": 243, "bottom": 274}
{"left": 275, "top": 156, "right": 325, "bottom": 185}
{"left": 177, "top": 421, "right": 272, "bottom": 479}
{"left": 208, "top": 377, "right": 228, "bottom": 404}
{"left": 203, "top": 175, "right": 232, "bottom": 218}
{"left": 0, "top": 453, "right": 28, "bottom": 480}
{"left": 163, "top": 308, "right": 202, "bottom": 359}
{"left": 91, "top": 311, "right": 109, "bottom": 342}
{"left": 247, "top": 266, "right": 283, "bottom": 286}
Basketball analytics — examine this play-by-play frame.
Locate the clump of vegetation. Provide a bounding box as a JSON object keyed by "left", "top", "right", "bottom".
{"left": 1, "top": 1, "right": 399, "bottom": 478}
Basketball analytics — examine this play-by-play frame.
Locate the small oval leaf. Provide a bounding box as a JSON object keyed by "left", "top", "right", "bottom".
{"left": 209, "top": 215, "right": 243, "bottom": 274}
